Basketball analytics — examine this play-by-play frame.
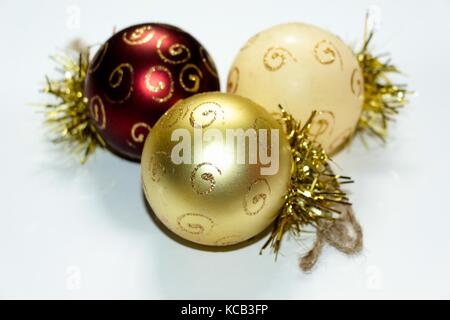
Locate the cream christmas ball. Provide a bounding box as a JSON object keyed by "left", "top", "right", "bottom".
{"left": 227, "top": 23, "right": 364, "bottom": 154}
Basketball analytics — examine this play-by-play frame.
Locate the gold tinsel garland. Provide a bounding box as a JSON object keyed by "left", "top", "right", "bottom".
{"left": 355, "top": 24, "right": 410, "bottom": 142}
{"left": 262, "top": 106, "right": 355, "bottom": 267}
{"left": 41, "top": 51, "right": 104, "bottom": 163}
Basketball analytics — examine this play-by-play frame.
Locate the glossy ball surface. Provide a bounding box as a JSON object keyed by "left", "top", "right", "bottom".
{"left": 85, "top": 23, "right": 220, "bottom": 160}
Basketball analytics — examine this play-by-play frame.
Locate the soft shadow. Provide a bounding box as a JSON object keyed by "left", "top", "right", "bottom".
{"left": 141, "top": 191, "right": 272, "bottom": 252}
{"left": 139, "top": 189, "right": 296, "bottom": 299}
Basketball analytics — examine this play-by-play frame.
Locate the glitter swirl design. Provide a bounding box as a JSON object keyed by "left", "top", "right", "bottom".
{"left": 148, "top": 151, "right": 169, "bottom": 182}
{"left": 328, "top": 127, "right": 354, "bottom": 154}
{"left": 309, "top": 111, "right": 335, "bottom": 139}
{"left": 156, "top": 35, "right": 191, "bottom": 64}
{"left": 159, "top": 103, "right": 190, "bottom": 129}
{"left": 144, "top": 65, "right": 174, "bottom": 103}
{"left": 131, "top": 122, "right": 151, "bottom": 143}
{"left": 177, "top": 213, "right": 214, "bottom": 235}
{"left": 263, "top": 47, "right": 297, "bottom": 71}
{"left": 89, "top": 95, "right": 106, "bottom": 129}
{"left": 351, "top": 68, "right": 363, "bottom": 97}
{"left": 239, "top": 33, "right": 260, "bottom": 52}
{"left": 107, "top": 63, "right": 134, "bottom": 103}
{"left": 189, "top": 102, "right": 225, "bottom": 129}
{"left": 122, "top": 26, "right": 154, "bottom": 45}
{"left": 313, "top": 40, "right": 343, "bottom": 69}
{"left": 190, "top": 162, "right": 222, "bottom": 196}
{"left": 179, "top": 64, "right": 203, "bottom": 92}
{"left": 88, "top": 43, "right": 108, "bottom": 74}
{"left": 214, "top": 235, "right": 245, "bottom": 246}
{"left": 243, "top": 178, "right": 271, "bottom": 216}
{"left": 227, "top": 67, "right": 240, "bottom": 93}
{"left": 199, "top": 47, "right": 218, "bottom": 77}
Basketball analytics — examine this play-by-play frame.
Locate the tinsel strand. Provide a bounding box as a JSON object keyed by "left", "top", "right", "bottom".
{"left": 40, "top": 50, "right": 104, "bottom": 163}
{"left": 262, "top": 106, "right": 353, "bottom": 259}
{"left": 355, "top": 19, "right": 411, "bottom": 142}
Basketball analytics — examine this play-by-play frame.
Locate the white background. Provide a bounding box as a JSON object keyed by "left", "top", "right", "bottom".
{"left": 0, "top": 0, "right": 449, "bottom": 299}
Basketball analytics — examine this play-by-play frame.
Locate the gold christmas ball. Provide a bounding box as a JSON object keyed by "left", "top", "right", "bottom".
{"left": 227, "top": 23, "right": 364, "bottom": 154}
{"left": 141, "top": 92, "right": 292, "bottom": 246}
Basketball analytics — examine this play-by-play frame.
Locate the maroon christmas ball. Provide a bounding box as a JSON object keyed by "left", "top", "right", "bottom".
{"left": 85, "top": 23, "right": 220, "bottom": 160}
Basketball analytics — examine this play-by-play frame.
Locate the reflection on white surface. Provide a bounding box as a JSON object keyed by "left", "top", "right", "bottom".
{"left": 0, "top": 0, "right": 449, "bottom": 299}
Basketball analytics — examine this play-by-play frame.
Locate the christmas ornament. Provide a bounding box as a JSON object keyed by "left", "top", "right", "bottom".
{"left": 227, "top": 20, "right": 409, "bottom": 154}
{"left": 141, "top": 92, "right": 362, "bottom": 270}
{"left": 41, "top": 23, "right": 220, "bottom": 162}
{"left": 141, "top": 92, "right": 292, "bottom": 246}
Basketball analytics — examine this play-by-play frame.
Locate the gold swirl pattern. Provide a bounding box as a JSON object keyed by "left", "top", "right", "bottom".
{"left": 156, "top": 35, "right": 191, "bottom": 64}
{"left": 214, "top": 235, "right": 245, "bottom": 246}
{"left": 160, "top": 103, "right": 189, "bottom": 129}
{"left": 179, "top": 64, "right": 203, "bottom": 92}
{"left": 177, "top": 213, "right": 214, "bottom": 235}
{"left": 313, "top": 40, "right": 343, "bottom": 69}
{"left": 122, "top": 26, "right": 154, "bottom": 45}
{"left": 199, "top": 47, "right": 218, "bottom": 77}
{"left": 252, "top": 117, "right": 273, "bottom": 154}
{"left": 263, "top": 47, "right": 297, "bottom": 71}
{"left": 329, "top": 127, "right": 354, "bottom": 154}
{"left": 189, "top": 102, "right": 225, "bottom": 129}
{"left": 107, "top": 63, "right": 134, "bottom": 103}
{"left": 243, "top": 178, "right": 271, "bottom": 216}
{"left": 190, "top": 162, "right": 222, "bottom": 195}
{"left": 88, "top": 43, "right": 108, "bottom": 74}
{"left": 240, "top": 33, "right": 260, "bottom": 52}
{"left": 131, "top": 122, "right": 151, "bottom": 143}
{"left": 89, "top": 95, "right": 106, "bottom": 129}
{"left": 252, "top": 117, "right": 272, "bottom": 155}
{"left": 252, "top": 117, "right": 271, "bottom": 129}
{"left": 309, "top": 111, "right": 335, "bottom": 139}
{"left": 351, "top": 68, "right": 363, "bottom": 97}
{"left": 144, "top": 65, "right": 174, "bottom": 103}
{"left": 149, "top": 151, "right": 169, "bottom": 182}
{"left": 227, "top": 67, "right": 239, "bottom": 93}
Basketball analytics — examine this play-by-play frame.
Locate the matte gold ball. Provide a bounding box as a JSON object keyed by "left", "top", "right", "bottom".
{"left": 141, "top": 92, "right": 292, "bottom": 246}
{"left": 227, "top": 23, "right": 364, "bottom": 154}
